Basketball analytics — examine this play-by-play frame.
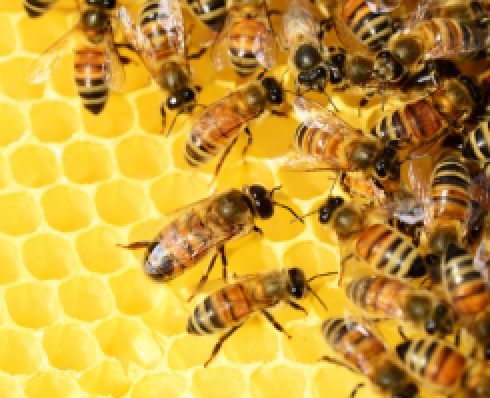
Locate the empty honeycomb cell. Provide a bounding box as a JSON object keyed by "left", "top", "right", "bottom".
{"left": 116, "top": 134, "right": 169, "bottom": 179}
{"left": 9, "top": 145, "right": 59, "bottom": 187}
{"left": 150, "top": 172, "right": 209, "bottom": 214}
{"left": 0, "top": 15, "right": 16, "bottom": 56}
{"left": 283, "top": 324, "right": 326, "bottom": 364}
{"left": 81, "top": 96, "right": 134, "bottom": 138}
{"left": 0, "top": 192, "right": 42, "bottom": 235}
{"left": 22, "top": 233, "right": 76, "bottom": 280}
{"left": 0, "top": 374, "right": 24, "bottom": 398}
{"left": 257, "top": 199, "right": 305, "bottom": 242}
{"left": 109, "top": 268, "right": 160, "bottom": 315}
{"left": 224, "top": 320, "right": 279, "bottom": 364}
{"left": 42, "top": 323, "right": 98, "bottom": 371}
{"left": 135, "top": 91, "right": 165, "bottom": 135}
{"left": 62, "top": 140, "right": 114, "bottom": 184}
{"left": 0, "top": 57, "right": 45, "bottom": 100}
{"left": 0, "top": 102, "right": 27, "bottom": 146}
{"left": 30, "top": 101, "right": 78, "bottom": 143}
{"left": 58, "top": 275, "right": 113, "bottom": 322}
{"left": 283, "top": 241, "right": 338, "bottom": 276}
{"left": 227, "top": 240, "right": 281, "bottom": 276}
{"left": 78, "top": 359, "right": 131, "bottom": 396}
{"left": 0, "top": 154, "right": 11, "bottom": 189}
{"left": 18, "top": 13, "right": 69, "bottom": 54}
{"left": 277, "top": 168, "right": 336, "bottom": 200}
{"left": 131, "top": 373, "right": 187, "bottom": 398}
{"left": 0, "top": 237, "right": 21, "bottom": 285}
{"left": 167, "top": 334, "right": 217, "bottom": 370}
{"left": 142, "top": 291, "right": 188, "bottom": 337}
{"left": 95, "top": 180, "right": 151, "bottom": 226}
{"left": 41, "top": 185, "right": 94, "bottom": 232}
{"left": 215, "top": 161, "right": 275, "bottom": 193}
{"left": 313, "top": 366, "right": 369, "bottom": 398}
{"left": 24, "top": 371, "right": 79, "bottom": 398}
{"left": 94, "top": 317, "right": 163, "bottom": 371}
{"left": 0, "top": 329, "right": 42, "bottom": 375}
{"left": 5, "top": 282, "right": 58, "bottom": 329}
{"left": 247, "top": 113, "right": 294, "bottom": 158}
{"left": 192, "top": 367, "right": 246, "bottom": 398}
{"left": 76, "top": 225, "right": 129, "bottom": 274}
{"left": 250, "top": 365, "right": 307, "bottom": 398}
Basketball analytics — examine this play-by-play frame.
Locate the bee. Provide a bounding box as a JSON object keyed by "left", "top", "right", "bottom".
{"left": 209, "top": 0, "right": 277, "bottom": 77}
{"left": 321, "top": 317, "right": 419, "bottom": 398}
{"left": 396, "top": 336, "right": 490, "bottom": 396}
{"left": 182, "top": 0, "right": 228, "bottom": 33}
{"left": 346, "top": 274, "right": 454, "bottom": 336}
{"left": 443, "top": 243, "right": 490, "bottom": 360}
{"left": 184, "top": 72, "right": 286, "bottom": 178}
{"left": 187, "top": 268, "right": 334, "bottom": 367}
{"left": 27, "top": 0, "right": 127, "bottom": 114}
{"left": 118, "top": 184, "right": 303, "bottom": 298}
{"left": 462, "top": 120, "right": 490, "bottom": 161}
{"left": 23, "top": 0, "right": 59, "bottom": 18}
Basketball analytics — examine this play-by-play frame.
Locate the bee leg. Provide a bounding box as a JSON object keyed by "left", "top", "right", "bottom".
{"left": 116, "top": 241, "right": 150, "bottom": 250}
{"left": 188, "top": 251, "right": 219, "bottom": 302}
{"left": 340, "top": 172, "right": 353, "bottom": 198}
{"left": 242, "top": 126, "right": 253, "bottom": 160}
{"left": 253, "top": 225, "right": 263, "bottom": 235}
{"left": 358, "top": 96, "right": 371, "bottom": 117}
{"left": 188, "top": 48, "right": 207, "bottom": 60}
{"left": 270, "top": 110, "right": 287, "bottom": 117}
{"left": 455, "top": 329, "right": 461, "bottom": 347}
{"left": 350, "top": 383, "right": 365, "bottom": 398}
{"left": 287, "top": 300, "right": 308, "bottom": 315}
{"left": 339, "top": 253, "right": 355, "bottom": 286}
{"left": 398, "top": 325, "right": 408, "bottom": 341}
{"left": 211, "top": 135, "right": 240, "bottom": 185}
{"left": 262, "top": 310, "right": 292, "bottom": 339}
{"left": 204, "top": 324, "right": 242, "bottom": 368}
{"left": 319, "top": 356, "right": 357, "bottom": 374}
{"left": 318, "top": 19, "right": 333, "bottom": 40}
{"left": 219, "top": 245, "right": 228, "bottom": 280}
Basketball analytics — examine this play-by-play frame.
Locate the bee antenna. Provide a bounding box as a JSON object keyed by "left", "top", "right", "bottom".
{"left": 306, "top": 285, "right": 329, "bottom": 312}
{"left": 270, "top": 185, "right": 283, "bottom": 195}
{"left": 165, "top": 107, "right": 186, "bottom": 137}
{"left": 322, "top": 90, "right": 339, "bottom": 112}
{"left": 307, "top": 272, "right": 338, "bottom": 283}
{"left": 290, "top": 209, "right": 318, "bottom": 223}
{"left": 272, "top": 201, "right": 304, "bottom": 223}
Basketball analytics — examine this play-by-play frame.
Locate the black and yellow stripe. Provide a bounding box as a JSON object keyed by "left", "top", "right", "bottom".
{"left": 23, "top": 0, "right": 57, "bottom": 18}
{"left": 184, "top": 130, "right": 219, "bottom": 167}
{"left": 185, "top": 0, "right": 227, "bottom": 32}
{"left": 463, "top": 121, "right": 490, "bottom": 161}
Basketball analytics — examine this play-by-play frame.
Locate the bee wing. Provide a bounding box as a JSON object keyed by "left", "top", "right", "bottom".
{"left": 278, "top": 152, "right": 349, "bottom": 172}
{"left": 209, "top": 12, "right": 233, "bottom": 71}
{"left": 470, "top": 170, "right": 490, "bottom": 226}
{"left": 281, "top": 0, "right": 319, "bottom": 50}
{"left": 103, "top": 31, "right": 125, "bottom": 93}
{"left": 406, "top": 153, "right": 433, "bottom": 206}
{"left": 26, "top": 23, "right": 79, "bottom": 84}
{"left": 256, "top": 27, "right": 278, "bottom": 70}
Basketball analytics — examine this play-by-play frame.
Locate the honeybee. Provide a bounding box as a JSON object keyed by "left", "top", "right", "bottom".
{"left": 182, "top": 0, "right": 228, "bottom": 32}
{"left": 118, "top": 184, "right": 303, "bottom": 297}
{"left": 23, "top": 0, "right": 59, "bottom": 18}
{"left": 443, "top": 243, "right": 490, "bottom": 360}
{"left": 321, "top": 317, "right": 419, "bottom": 398}
{"left": 346, "top": 274, "right": 454, "bottom": 336}
{"left": 187, "top": 268, "right": 334, "bottom": 367}
{"left": 287, "top": 97, "right": 404, "bottom": 204}
{"left": 396, "top": 336, "right": 490, "bottom": 396}
{"left": 463, "top": 120, "right": 490, "bottom": 161}
{"left": 27, "top": 0, "right": 128, "bottom": 114}
{"left": 209, "top": 0, "right": 277, "bottom": 77}
{"left": 184, "top": 72, "right": 286, "bottom": 178}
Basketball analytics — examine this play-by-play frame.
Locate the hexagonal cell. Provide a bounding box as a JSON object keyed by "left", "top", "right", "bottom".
{"left": 22, "top": 233, "right": 77, "bottom": 280}
{"left": 224, "top": 319, "right": 279, "bottom": 364}
{"left": 109, "top": 268, "right": 159, "bottom": 315}
{"left": 5, "top": 282, "right": 58, "bottom": 329}
{"left": 135, "top": 91, "right": 164, "bottom": 135}
{"left": 62, "top": 140, "right": 113, "bottom": 184}
{"left": 18, "top": 13, "right": 69, "bottom": 54}
{"left": 116, "top": 134, "right": 169, "bottom": 179}
{"left": 250, "top": 365, "right": 307, "bottom": 398}
{"left": 0, "top": 192, "right": 42, "bottom": 236}
{"left": 277, "top": 167, "right": 337, "bottom": 201}
{"left": 150, "top": 172, "right": 209, "bottom": 215}
{"left": 0, "top": 16, "right": 16, "bottom": 57}
{"left": 283, "top": 323, "right": 326, "bottom": 364}
{"left": 41, "top": 185, "right": 94, "bottom": 232}
{"left": 191, "top": 368, "right": 246, "bottom": 398}
{"left": 95, "top": 180, "right": 151, "bottom": 226}
{"left": 0, "top": 103, "right": 27, "bottom": 146}
{"left": 58, "top": 275, "right": 114, "bottom": 321}
{"left": 24, "top": 371, "right": 79, "bottom": 398}
{"left": 0, "top": 374, "right": 24, "bottom": 398}
{"left": 78, "top": 359, "right": 131, "bottom": 396}
{"left": 30, "top": 101, "right": 78, "bottom": 143}
{"left": 214, "top": 161, "right": 276, "bottom": 194}
{"left": 94, "top": 317, "right": 162, "bottom": 370}
{"left": 0, "top": 329, "right": 43, "bottom": 375}
{"left": 76, "top": 225, "right": 129, "bottom": 274}
{"left": 167, "top": 334, "right": 216, "bottom": 370}
{"left": 142, "top": 291, "right": 188, "bottom": 337}
{"left": 131, "top": 373, "right": 186, "bottom": 398}
{"left": 9, "top": 145, "right": 59, "bottom": 187}
{"left": 227, "top": 240, "right": 281, "bottom": 277}
{"left": 313, "top": 367, "right": 368, "bottom": 398}
{"left": 81, "top": 96, "right": 134, "bottom": 138}
{"left": 0, "top": 57, "right": 45, "bottom": 100}
{"left": 0, "top": 237, "right": 21, "bottom": 285}
{"left": 42, "top": 324, "right": 98, "bottom": 371}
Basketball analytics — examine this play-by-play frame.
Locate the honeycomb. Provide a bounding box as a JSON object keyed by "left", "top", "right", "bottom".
{"left": 0, "top": 1, "right": 445, "bottom": 397}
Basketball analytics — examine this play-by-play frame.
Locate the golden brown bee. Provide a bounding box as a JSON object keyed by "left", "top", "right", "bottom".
{"left": 184, "top": 73, "right": 285, "bottom": 178}
{"left": 210, "top": 0, "right": 277, "bottom": 77}
{"left": 187, "top": 268, "right": 334, "bottom": 367}
{"left": 321, "top": 317, "right": 419, "bottom": 398}
{"left": 443, "top": 243, "right": 490, "bottom": 360}
{"left": 346, "top": 274, "right": 454, "bottom": 336}
{"left": 118, "top": 184, "right": 303, "bottom": 297}
{"left": 396, "top": 336, "right": 490, "bottom": 396}
{"left": 181, "top": 0, "right": 228, "bottom": 32}
{"left": 27, "top": 0, "right": 127, "bottom": 114}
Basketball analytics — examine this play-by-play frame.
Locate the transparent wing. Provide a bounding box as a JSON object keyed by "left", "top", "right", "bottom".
{"left": 27, "top": 23, "right": 79, "bottom": 84}
{"left": 148, "top": 0, "right": 185, "bottom": 57}
{"left": 104, "top": 31, "right": 125, "bottom": 92}
{"left": 364, "top": 0, "right": 400, "bottom": 13}
{"left": 256, "top": 27, "right": 278, "bottom": 70}
{"left": 281, "top": 0, "right": 319, "bottom": 49}
{"left": 278, "top": 151, "right": 349, "bottom": 172}
{"left": 209, "top": 12, "right": 233, "bottom": 71}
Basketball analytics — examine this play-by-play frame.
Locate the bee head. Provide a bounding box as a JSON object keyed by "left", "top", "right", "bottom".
{"left": 318, "top": 196, "right": 344, "bottom": 224}
{"left": 261, "top": 77, "right": 283, "bottom": 105}
{"left": 288, "top": 268, "right": 307, "bottom": 299}
{"left": 248, "top": 184, "right": 274, "bottom": 219}
{"left": 377, "top": 363, "right": 418, "bottom": 398}
{"left": 375, "top": 146, "right": 400, "bottom": 179}
{"left": 298, "top": 66, "right": 328, "bottom": 90}
{"left": 294, "top": 43, "right": 322, "bottom": 71}
{"left": 81, "top": 7, "right": 111, "bottom": 42}
{"left": 375, "top": 51, "right": 404, "bottom": 82}
{"left": 86, "top": 0, "right": 116, "bottom": 9}
{"left": 424, "top": 302, "right": 453, "bottom": 336}
{"left": 166, "top": 88, "right": 197, "bottom": 110}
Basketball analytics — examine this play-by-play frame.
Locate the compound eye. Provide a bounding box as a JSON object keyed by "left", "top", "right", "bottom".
{"left": 180, "top": 88, "right": 196, "bottom": 103}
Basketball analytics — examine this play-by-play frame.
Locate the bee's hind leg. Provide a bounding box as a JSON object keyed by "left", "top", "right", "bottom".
{"left": 204, "top": 324, "right": 242, "bottom": 367}
{"left": 187, "top": 250, "right": 220, "bottom": 302}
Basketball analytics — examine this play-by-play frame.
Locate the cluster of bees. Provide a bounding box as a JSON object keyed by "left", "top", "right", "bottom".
{"left": 23, "top": 0, "right": 490, "bottom": 396}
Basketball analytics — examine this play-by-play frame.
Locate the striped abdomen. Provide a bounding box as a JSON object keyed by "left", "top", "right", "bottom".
{"left": 187, "top": 282, "right": 262, "bottom": 335}
{"left": 74, "top": 47, "right": 110, "bottom": 115}
{"left": 370, "top": 97, "right": 444, "bottom": 146}
{"left": 388, "top": 218, "right": 422, "bottom": 245}
{"left": 443, "top": 243, "right": 489, "bottom": 319}
{"left": 396, "top": 337, "right": 466, "bottom": 394}
{"left": 429, "top": 156, "right": 471, "bottom": 225}
{"left": 294, "top": 122, "right": 344, "bottom": 158}
{"left": 356, "top": 224, "right": 427, "bottom": 279}
{"left": 463, "top": 121, "right": 490, "bottom": 161}
{"left": 186, "top": 0, "right": 227, "bottom": 32}
{"left": 228, "top": 18, "right": 268, "bottom": 77}
{"left": 341, "top": 0, "right": 393, "bottom": 51}
{"left": 23, "top": 0, "right": 56, "bottom": 18}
